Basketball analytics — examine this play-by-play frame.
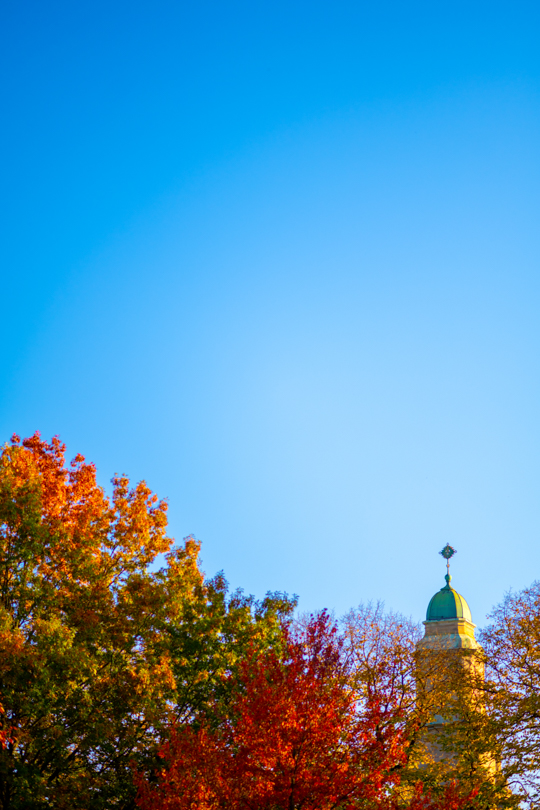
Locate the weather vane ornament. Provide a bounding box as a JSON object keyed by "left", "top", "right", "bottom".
{"left": 439, "top": 543, "right": 456, "bottom": 586}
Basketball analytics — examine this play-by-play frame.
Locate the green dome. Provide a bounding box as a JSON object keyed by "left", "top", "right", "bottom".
{"left": 426, "top": 575, "right": 472, "bottom": 622}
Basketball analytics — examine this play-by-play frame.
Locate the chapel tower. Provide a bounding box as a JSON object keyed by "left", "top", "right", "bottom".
{"left": 415, "top": 545, "right": 487, "bottom": 768}
{"left": 414, "top": 546, "right": 502, "bottom": 810}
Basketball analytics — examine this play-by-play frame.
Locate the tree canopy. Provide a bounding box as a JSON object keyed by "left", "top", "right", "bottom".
{"left": 0, "top": 432, "right": 534, "bottom": 809}
{"left": 0, "top": 433, "right": 294, "bottom": 809}
{"left": 135, "top": 611, "right": 477, "bottom": 810}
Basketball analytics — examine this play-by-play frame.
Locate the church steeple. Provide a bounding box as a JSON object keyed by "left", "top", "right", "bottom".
{"left": 414, "top": 547, "right": 497, "bottom": 782}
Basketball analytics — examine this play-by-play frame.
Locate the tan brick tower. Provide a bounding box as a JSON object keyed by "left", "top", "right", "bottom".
{"left": 415, "top": 545, "right": 497, "bottom": 786}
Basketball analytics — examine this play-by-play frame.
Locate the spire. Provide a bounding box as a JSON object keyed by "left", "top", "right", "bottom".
{"left": 440, "top": 543, "right": 456, "bottom": 589}
{"left": 425, "top": 544, "right": 472, "bottom": 623}
{"left": 420, "top": 544, "right": 478, "bottom": 652}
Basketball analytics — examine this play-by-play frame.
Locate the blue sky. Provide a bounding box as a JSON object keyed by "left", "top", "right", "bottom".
{"left": 2, "top": 1, "right": 540, "bottom": 626}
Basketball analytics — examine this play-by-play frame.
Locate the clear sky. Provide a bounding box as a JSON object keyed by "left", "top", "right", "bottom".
{"left": 2, "top": 1, "right": 540, "bottom": 627}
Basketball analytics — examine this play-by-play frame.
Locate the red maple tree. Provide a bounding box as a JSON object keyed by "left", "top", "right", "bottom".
{"left": 135, "top": 613, "right": 478, "bottom": 810}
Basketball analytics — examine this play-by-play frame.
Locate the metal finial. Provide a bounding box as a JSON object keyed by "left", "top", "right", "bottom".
{"left": 439, "top": 544, "right": 456, "bottom": 586}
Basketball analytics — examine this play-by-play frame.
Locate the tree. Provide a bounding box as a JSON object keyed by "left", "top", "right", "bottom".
{"left": 344, "top": 603, "right": 507, "bottom": 809}
{"left": 479, "top": 582, "right": 540, "bottom": 806}
{"left": 135, "top": 612, "right": 477, "bottom": 810}
{"left": 0, "top": 433, "right": 294, "bottom": 809}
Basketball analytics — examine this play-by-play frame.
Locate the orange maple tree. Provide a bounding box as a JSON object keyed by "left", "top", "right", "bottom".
{"left": 0, "top": 433, "right": 294, "bottom": 810}
{"left": 135, "top": 613, "right": 478, "bottom": 810}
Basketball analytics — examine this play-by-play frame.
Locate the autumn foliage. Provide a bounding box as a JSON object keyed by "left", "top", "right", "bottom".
{"left": 0, "top": 432, "right": 523, "bottom": 808}
{"left": 0, "top": 433, "right": 293, "bottom": 809}
{"left": 135, "top": 614, "right": 478, "bottom": 810}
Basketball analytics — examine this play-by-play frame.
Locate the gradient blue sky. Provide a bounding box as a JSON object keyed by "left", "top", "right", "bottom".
{"left": 2, "top": 1, "right": 540, "bottom": 626}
